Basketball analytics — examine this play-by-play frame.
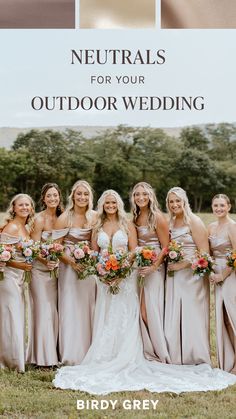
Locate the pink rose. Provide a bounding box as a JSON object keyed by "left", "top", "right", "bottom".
{"left": 97, "top": 263, "right": 106, "bottom": 276}
{"left": 191, "top": 262, "right": 198, "bottom": 270}
{"left": 169, "top": 251, "right": 177, "bottom": 260}
{"left": 53, "top": 243, "right": 64, "bottom": 252}
{"left": 73, "top": 248, "right": 85, "bottom": 260}
{"left": 0, "top": 250, "right": 11, "bottom": 261}
{"left": 23, "top": 248, "right": 33, "bottom": 257}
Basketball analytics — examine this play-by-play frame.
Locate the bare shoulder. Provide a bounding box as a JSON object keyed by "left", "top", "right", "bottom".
{"left": 156, "top": 210, "right": 168, "bottom": 226}
{"left": 190, "top": 213, "right": 205, "bottom": 229}
{"left": 54, "top": 211, "right": 68, "bottom": 229}
{"left": 34, "top": 212, "right": 45, "bottom": 228}
{"left": 2, "top": 222, "right": 19, "bottom": 237}
{"left": 207, "top": 221, "right": 217, "bottom": 234}
{"left": 228, "top": 219, "right": 236, "bottom": 234}
{"left": 128, "top": 220, "right": 137, "bottom": 233}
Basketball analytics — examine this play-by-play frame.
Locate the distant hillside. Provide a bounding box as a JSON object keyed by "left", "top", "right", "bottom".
{"left": 0, "top": 125, "right": 182, "bottom": 149}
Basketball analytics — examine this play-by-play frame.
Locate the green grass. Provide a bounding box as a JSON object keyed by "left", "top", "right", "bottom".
{"left": 0, "top": 213, "right": 236, "bottom": 418}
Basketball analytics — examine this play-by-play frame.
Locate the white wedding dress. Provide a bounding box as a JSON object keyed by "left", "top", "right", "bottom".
{"left": 53, "top": 230, "right": 236, "bottom": 394}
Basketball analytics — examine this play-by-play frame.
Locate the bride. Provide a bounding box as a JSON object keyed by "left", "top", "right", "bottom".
{"left": 53, "top": 190, "right": 236, "bottom": 395}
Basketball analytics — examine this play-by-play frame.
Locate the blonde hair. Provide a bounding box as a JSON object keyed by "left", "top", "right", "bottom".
{"left": 166, "top": 187, "right": 193, "bottom": 226}
{"left": 212, "top": 193, "right": 231, "bottom": 206}
{"left": 131, "top": 182, "right": 160, "bottom": 230}
{"left": 1, "top": 193, "right": 35, "bottom": 232}
{"left": 65, "top": 180, "right": 94, "bottom": 227}
{"left": 94, "top": 190, "right": 128, "bottom": 234}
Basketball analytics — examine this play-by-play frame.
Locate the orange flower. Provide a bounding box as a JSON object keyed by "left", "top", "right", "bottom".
{"left": 232, "top": 253, "right": 236, "bottom": 260}
{"left": 105, "top": 261, "right": 112, "bottom": 270}
{"left": 233, "top": 260, "right": 236, "bottom": 268}
{"left": 142, "top": 249, "right": 153, "bottom": 260}
{"left": 111, "top": 260, "right": 119, "bottom": 268}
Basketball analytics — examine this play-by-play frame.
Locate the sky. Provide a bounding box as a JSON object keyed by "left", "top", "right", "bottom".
{"left": 0, "top": 28, "right": 236, "bottom": 129}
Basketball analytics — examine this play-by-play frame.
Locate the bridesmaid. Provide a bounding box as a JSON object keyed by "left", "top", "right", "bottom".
{"left": 208, "top": 194, "right": 236, "bottom": 373}
{"left": 165, "top": 187, "right": 211, "bottom": 365}
{"left": 53, "top": 180, "right": 97, "bottom": 365}
{"left": 27, "top": 183, "right": 64, "bottom": 367}
{"left": 131, "top": 182, "right": 170, "bottom": 362}
{"left": 0, "top": 193, "right": 35, "bottom": 372}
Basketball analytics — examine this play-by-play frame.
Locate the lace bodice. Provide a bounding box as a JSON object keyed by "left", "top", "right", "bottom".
{"left": 97, "top": 229, "right": 128, "bottom": 251}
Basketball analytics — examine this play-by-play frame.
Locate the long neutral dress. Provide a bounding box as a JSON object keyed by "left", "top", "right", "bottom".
{"left": 136, "top": 225, "right": 170, "bottom": 362}
{"left": 53, "top": 228, "right": 96, "bottom": 365}
{"left": 27, "top": 231, "right": 58, "bottom": 366}
{"left": 53, "top": 229, "right": 236, "bottom": 394}
{"left": 209, "top": 233, "right": 236, "bottom": 372}
{"left": 0, "top": 233, "right": 25, "bottom": 372}
{"left": 165, "top": 226, "right": 211, "bottom": 365}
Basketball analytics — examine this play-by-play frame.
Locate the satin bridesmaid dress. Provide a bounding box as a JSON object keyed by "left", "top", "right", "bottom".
{"left": 27, "top": 231, "right": 59, "bottom": 366}
{"left": 53, "top": 228, "right": 96, "bottom": 365}
{"left": 0, "top": 233, "right": 25, "bottom": 372}
{"left": 136, "top": 225, "right": 170, "bottom": 363}
{"left": 165, "top": 226, "right": 211, "bottom": 365}
{"left": 209, "top": 233, "right": 236, "bottom": 372}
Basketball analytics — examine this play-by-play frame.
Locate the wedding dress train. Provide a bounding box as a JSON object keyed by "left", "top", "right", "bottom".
{"left": 53, "top": 230, "right": 236, "bottom": 394}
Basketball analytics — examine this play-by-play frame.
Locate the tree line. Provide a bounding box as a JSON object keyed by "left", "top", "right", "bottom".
{"left": 0, "top": 123, "right": 235, "bottom": 212}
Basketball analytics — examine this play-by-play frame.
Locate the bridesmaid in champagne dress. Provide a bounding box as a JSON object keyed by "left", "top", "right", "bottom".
{"left": 27, "top": 183, "right": 64, "bottom": 367}
{"left": 53, "top": 180, "right": 97, "bottom": 365}
{"left": 131, "top": 182, "right": 170, "bottom": 362}
{"left": 208, "top": 194, "right": 236, "bottom": 373}
{"left": 0, "top": 194, "right": 35, "bottom": 372}
{"left": 165, "top": 187, "right": 211, "bottom": 365}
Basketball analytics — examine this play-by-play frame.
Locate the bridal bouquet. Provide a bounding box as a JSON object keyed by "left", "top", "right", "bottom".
{"left": 135, "top": 246, "right": 159, "bottom": 287}
{"left": 226, "top": 249, "right": 236, "bottom": 270}
{"left": 165, "top": 240, "right": 184, "bottom": 277}
{"left": 96, "top": 247, "right": 132, "bottom": 294}
{"left": 17, "top": 239, "right": 41, "bottom": 283}
{"left": 0, "top": 244, "right": 15, "bottom": 280}
{"left": 40, "top": 240, "right": 64, "bottom": 280}
{"left": 191, "top": 251, "right": 215, "bottom": 277}
{"left": 69, "top": 241, "right": 96, "bottom": 280}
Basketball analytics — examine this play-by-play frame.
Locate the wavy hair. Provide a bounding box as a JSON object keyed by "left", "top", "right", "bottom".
{"left": 65, "top": 180, "right": 94, "bottom": 227}
{"left": 166, "top": 187, "right": 193, "bottom": 226}
{"left": 40, "top": 183, "right": 64, "bottom": 217}
{"left": 1, "top": 193, "right": 35, "bottom": 232}
{"left": 131, "top": 182, "right": 160, "bottom": 230}
{"left": 94, "top": 190, "right": 128, "bottom": 234}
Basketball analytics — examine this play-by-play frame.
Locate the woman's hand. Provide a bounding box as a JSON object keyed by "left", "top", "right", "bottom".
{"left": 139, "top": 265, "right": 156, "bottom": 277}
{"left": 209, "top": 272, "right": 223, "bottom": 284}
{"left": 46, "top": 260, "right": 59, "bottom": 271}
{"left": 70, "top": 260, "right": 83, "bottom": 273}
{"left": 22, "top": 262, "right": 33, "bottom": 272}
{"left": 0, "top": 261, "right": 6, "bottom": 271}
{"left": 168, "top": 260, "right": 190, "bottom": 272}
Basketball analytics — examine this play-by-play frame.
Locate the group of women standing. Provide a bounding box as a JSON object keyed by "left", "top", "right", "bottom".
{"left": 0, "top": 179, "right": 236, "bottom": 394}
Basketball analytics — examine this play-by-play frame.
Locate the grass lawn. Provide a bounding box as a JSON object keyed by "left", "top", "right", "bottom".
{"left": 0, "top": 213, "right": 236, "bottom": 418}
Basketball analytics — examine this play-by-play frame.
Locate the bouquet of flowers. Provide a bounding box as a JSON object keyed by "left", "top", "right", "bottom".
{"left": 135, "top": 245, "right": 159, "bottom": 287}
{"left": 165, "top": 240, "right": 184, "bottom": 277}
{"left": 17, "top": 239, "right": 40, "bottom": 283}
{"left": 0, "top": 244, "right": 15, "bottom": 280}
{"left": 69, "top": 241, "right": 96, "bottom": 280}
{"left": 191, "top": 251, "right": 215, "bottom": 277}
{"left": 226, "top": 249, "right": 236, "bottom": 270}
{"left": 40, "top": 240, "right": 64, "bottom": 279}
{"left": 96, "top": 247, "right": 132, "bottom": 294}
